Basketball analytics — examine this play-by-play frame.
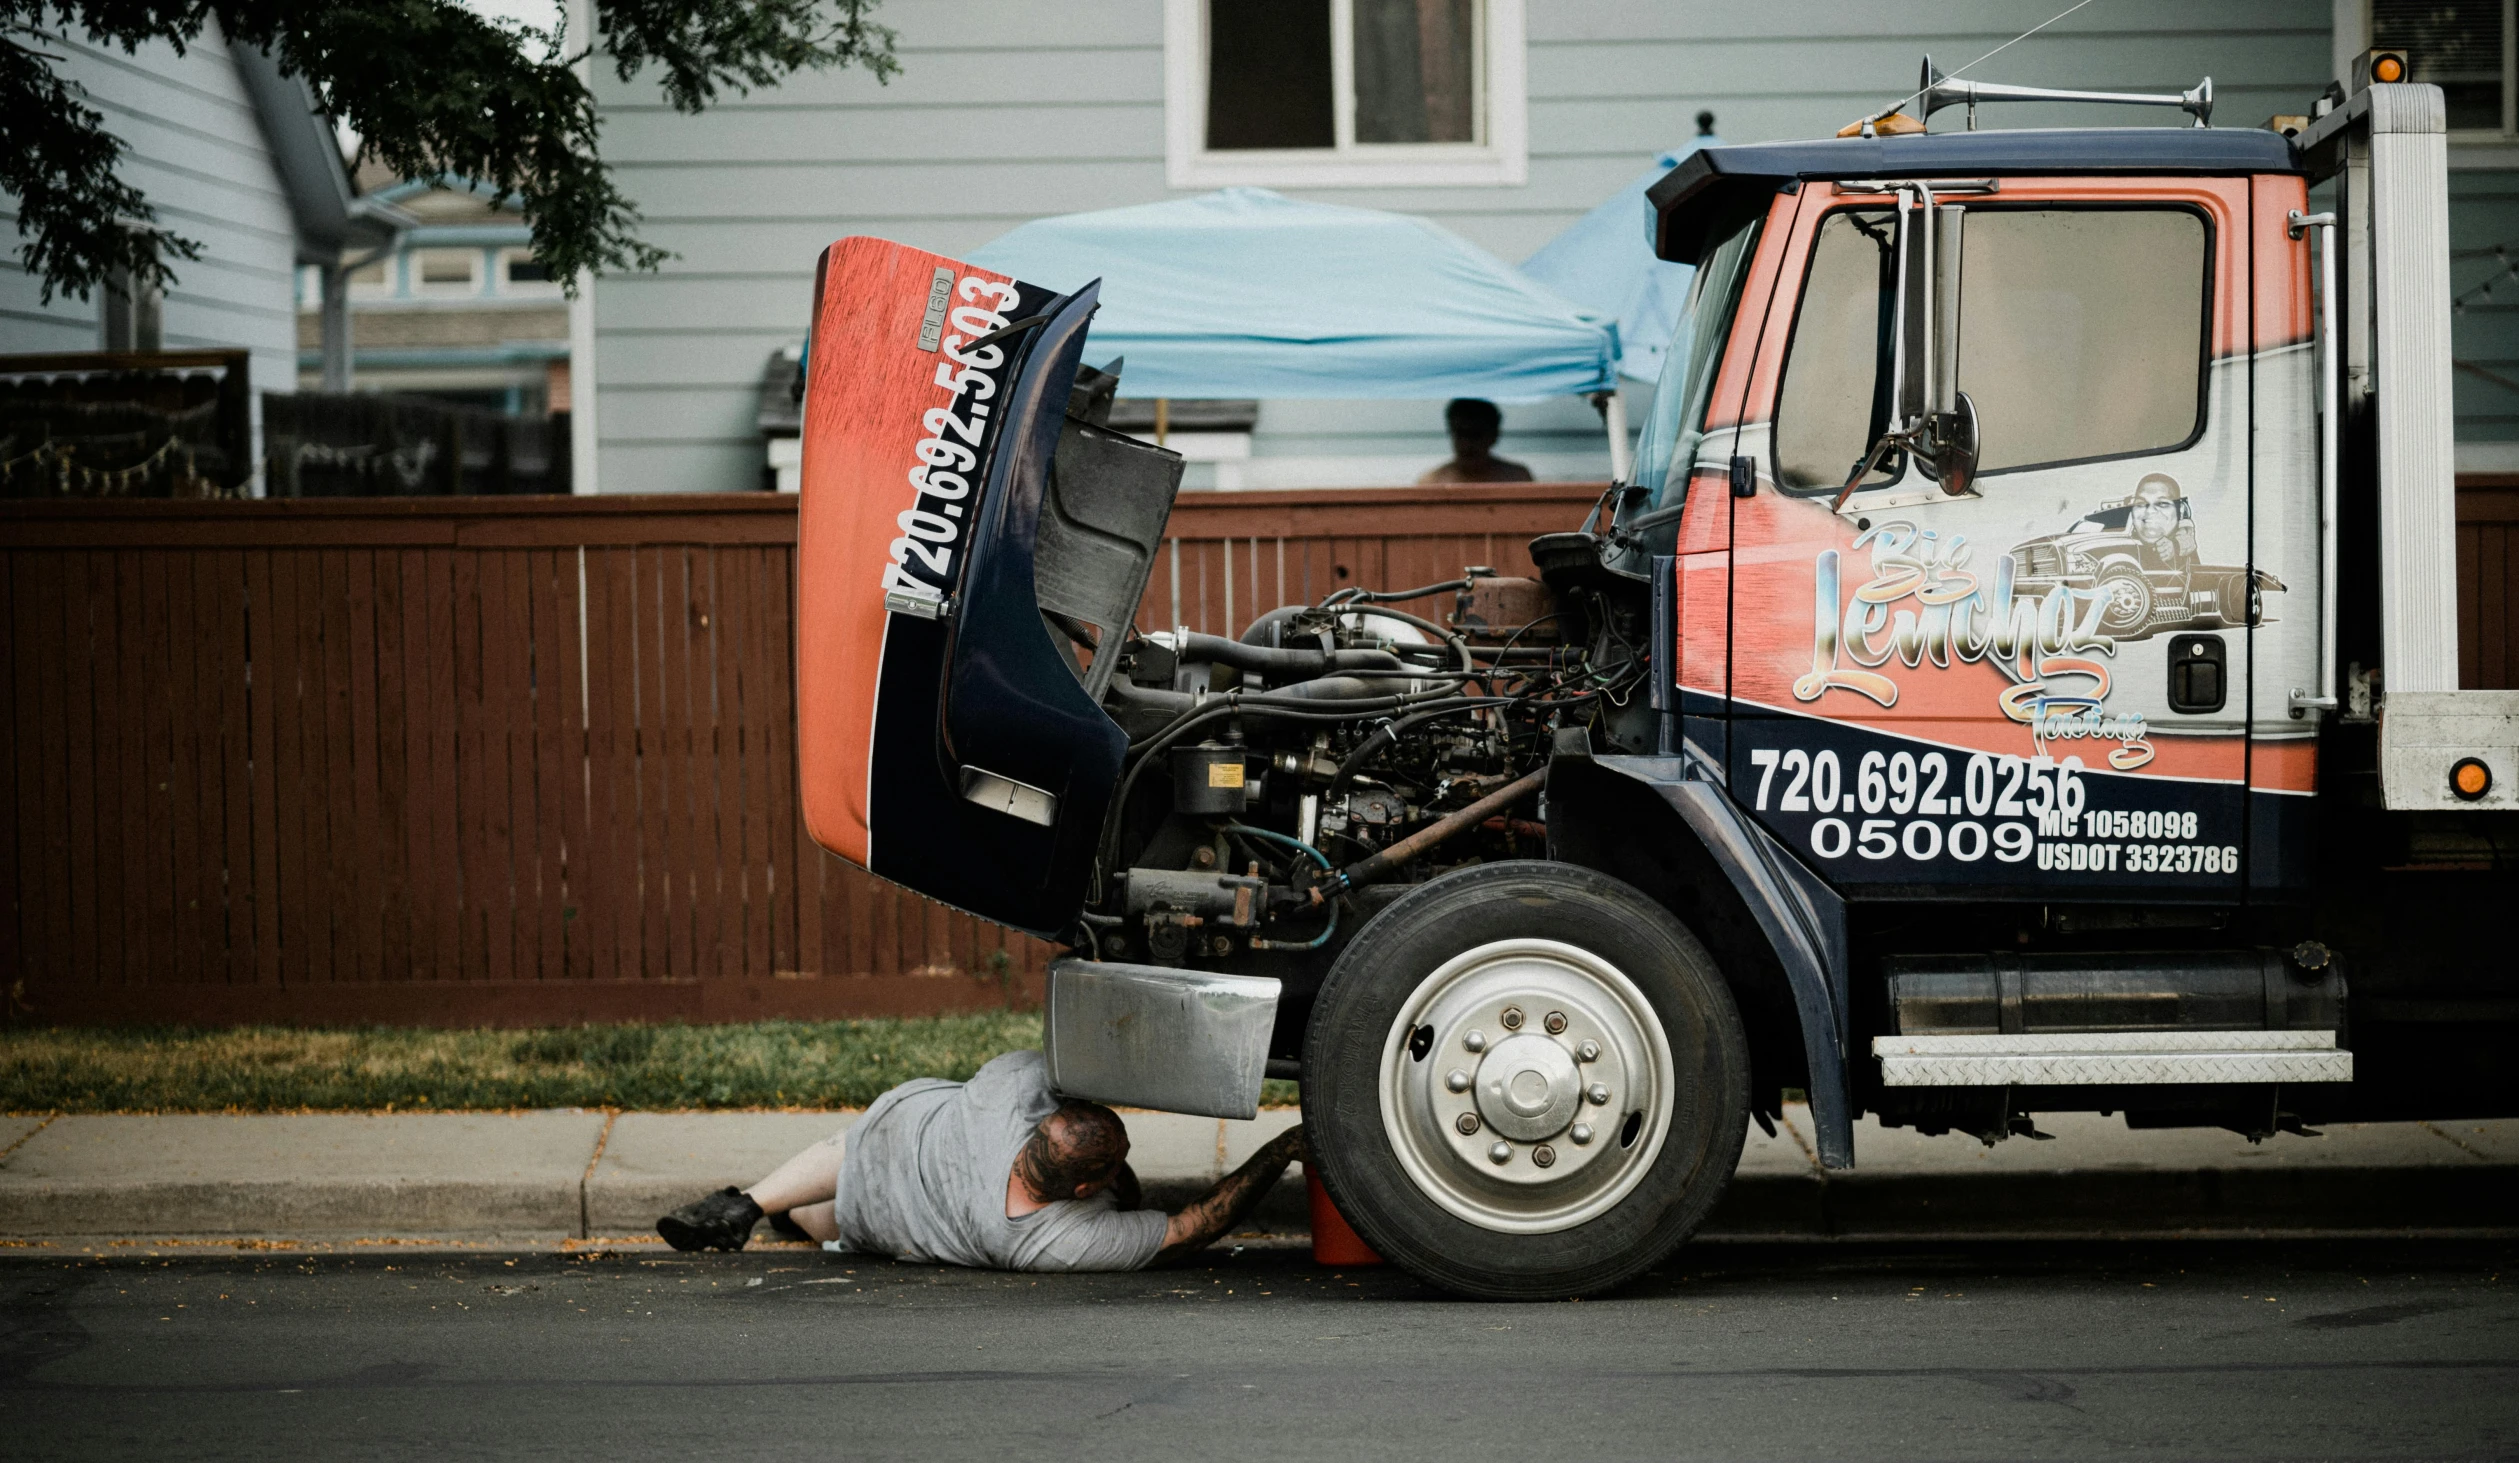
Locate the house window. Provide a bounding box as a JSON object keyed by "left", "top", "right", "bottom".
{"left": 347, "top": 255, "right": 395, "bottom": 300}
{"left": 1164, "top": 0, "right": 1526, "bottom": 188}
{"left": 413, "top": 249, "right": 482, "bottom": 297}
{"left": 2373, "top": 0, "right": 2516, "bottom": 134}
{"left": 499, "top": 249, "right": 562, "bottom": 296}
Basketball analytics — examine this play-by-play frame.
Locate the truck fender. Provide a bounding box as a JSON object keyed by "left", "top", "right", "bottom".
{"left": 1546, "top": 749, "right": 1856, "bottom": 1168}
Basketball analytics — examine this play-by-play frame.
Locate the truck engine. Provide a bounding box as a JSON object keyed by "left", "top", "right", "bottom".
{"left": 1082, "top": 562, "right": 1640, "bottom": 1005}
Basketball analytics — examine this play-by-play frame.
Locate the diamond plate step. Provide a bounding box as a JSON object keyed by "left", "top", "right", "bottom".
{"left": 1874, "top": 1029, "right": 2353, "bottom": 1086}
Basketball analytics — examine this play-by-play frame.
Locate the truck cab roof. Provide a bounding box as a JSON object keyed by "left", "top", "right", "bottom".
{"left": 1648, "top": 126, "right": 2302, "bottom": 263}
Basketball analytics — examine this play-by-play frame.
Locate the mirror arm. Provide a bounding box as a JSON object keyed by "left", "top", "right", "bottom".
{"left": 1831, "top": 426, "right": 1913, "bottom": 511}
{"left": 1836, "top": 186, "right": 1978, "bottom": 514}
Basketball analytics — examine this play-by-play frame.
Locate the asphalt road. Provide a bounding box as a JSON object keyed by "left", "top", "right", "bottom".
{"left": 4, "top": 1239, "right": 2513, "bottom": 1461}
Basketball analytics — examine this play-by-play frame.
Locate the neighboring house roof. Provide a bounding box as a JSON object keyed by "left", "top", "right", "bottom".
{"left": 229, "top": 45, "right": 411, "bottom": 261}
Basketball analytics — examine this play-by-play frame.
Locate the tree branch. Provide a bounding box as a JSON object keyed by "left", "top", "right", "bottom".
{"left": 0, "top": 0, "right": 897, "bottom": 301}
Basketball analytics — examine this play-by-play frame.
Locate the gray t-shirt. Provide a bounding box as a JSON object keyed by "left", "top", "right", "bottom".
{"left": 830, "top": 1050, "right": 1168, "bottom": 1272}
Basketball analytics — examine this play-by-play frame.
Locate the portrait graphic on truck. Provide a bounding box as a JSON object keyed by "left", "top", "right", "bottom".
{"left": 2009, "top": 472, "right": 2286, "bottom": 641}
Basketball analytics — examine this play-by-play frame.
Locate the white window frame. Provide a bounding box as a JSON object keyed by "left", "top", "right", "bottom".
{"left": 2360, "top": 0, "right": 2519, "bottom": 160}
{"left": 412, "top": 248, "right": 484, "bottom": 298}
{"left": 347, "top": 254, "right": 398, "bottom": 301}
{"left": 497, "top": 247, "right": 564, "bottom": 298}
{"left": 1163, "top": 0, "right": 1527, "bottom": 189}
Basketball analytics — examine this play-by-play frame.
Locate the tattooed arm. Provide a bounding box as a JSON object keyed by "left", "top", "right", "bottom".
{"left": 1152, "top": 1126, "right": 1307, "bottom": 1264}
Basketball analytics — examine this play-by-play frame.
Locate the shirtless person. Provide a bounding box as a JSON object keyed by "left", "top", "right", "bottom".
{"left": 1417, "top": 398, "right": 1535, "bottom": 484}
{"left": 656, "top": 1050, "right": 1306, "bottom": 1271}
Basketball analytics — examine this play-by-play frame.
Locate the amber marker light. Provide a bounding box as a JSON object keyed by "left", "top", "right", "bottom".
{"left": 2451, "top": 756, "right": 2492, "bottom": 801}
{"left": 2374, "top": 53, "right": 2406, "bottom": 83}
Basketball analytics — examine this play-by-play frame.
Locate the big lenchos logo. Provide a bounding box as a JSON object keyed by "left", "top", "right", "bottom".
{"left": 1793, "top": 520, "right": 2158, "bottom": 771}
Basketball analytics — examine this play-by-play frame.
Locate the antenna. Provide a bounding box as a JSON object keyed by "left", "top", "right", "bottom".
{"left": 1914, "top": 53, "right": 2213, "bottom": 130}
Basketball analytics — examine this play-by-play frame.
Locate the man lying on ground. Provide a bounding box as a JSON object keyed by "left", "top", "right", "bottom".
{"left": 657, "top": 1049, "right": 1306, "bottom": 1271}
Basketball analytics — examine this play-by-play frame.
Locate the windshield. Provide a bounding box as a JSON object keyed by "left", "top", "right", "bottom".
{"left": 1629, "top": 213, "right": 1763, "bottom": 515}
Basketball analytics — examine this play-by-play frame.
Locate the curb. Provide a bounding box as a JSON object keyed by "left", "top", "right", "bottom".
{"left": 7, "top": 1168, "right": 2512, "bottom": 1245}
{"left": 5, "top": 1109, "right": 2513, "bottom": 1246}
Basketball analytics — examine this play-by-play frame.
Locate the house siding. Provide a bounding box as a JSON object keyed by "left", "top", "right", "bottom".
{"left": 2450, "top": 165, "right": 2519, "bottom": 455}
{"left": 0, "top": 20, "right": 299, "bottom": 477}
{"left": 590, "top": 0, "right": 2335, "bottom": 495}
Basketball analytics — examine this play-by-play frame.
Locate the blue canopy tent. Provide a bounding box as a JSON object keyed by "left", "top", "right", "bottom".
{"left": 967, "top": 188, "right": 1625, "bottom": 473}
{"left": 1518, "top": 138, "right": 1719, "bottom": 384}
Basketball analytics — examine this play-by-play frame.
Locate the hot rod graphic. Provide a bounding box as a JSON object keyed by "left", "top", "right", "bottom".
{"left": 2006, "top": 473, "right": 2284, "bottom": 640}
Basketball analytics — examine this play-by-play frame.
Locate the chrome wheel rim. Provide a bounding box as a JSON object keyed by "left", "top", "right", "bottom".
{"left": 1378, "top": 938, "right": 1675, "bottom": 1234}
{"left": 2099, "top": 572, "right": 2151, "bottom": 633}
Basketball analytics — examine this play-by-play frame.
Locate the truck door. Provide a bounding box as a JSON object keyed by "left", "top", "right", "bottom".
{"left": 1724, "top": 178, "right": 2284, "bottom": 900}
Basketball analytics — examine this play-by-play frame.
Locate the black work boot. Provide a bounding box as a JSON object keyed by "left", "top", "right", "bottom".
{"left": 657, "top": 1186, "right": 764, "bottom": 1252}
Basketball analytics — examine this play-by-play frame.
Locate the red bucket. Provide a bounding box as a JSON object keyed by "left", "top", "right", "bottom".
{"left": 1306, "top": 1169, "right": 1383, "bottom": 1266}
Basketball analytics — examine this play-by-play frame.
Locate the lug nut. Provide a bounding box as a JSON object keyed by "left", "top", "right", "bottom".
{"left": 1576, "top": 1039, "right": 1601, "bottom": 1062}
{"left": 1543, "top": 1011, "right": 1567, "bottom": 1035}
{"left": 1487, "top": 1141, "right": 1512, "bottom": 1165}
{"left": 1456, "top": 1112, "right": 1480, "bottom": 1135}
{"left": 1586, "top": 1082, "right": 1611, "bottom": 1106}
{"left": 1445, "top": 1069, "right": 1472, "bottom": 1093}
{"left": 1501, "top": 1007, "right": 1525, "bottom": 1030}
{"left": 1533, "top": 1144, "right": 1557, "bottom": 1168}
{"left": 1570, "top": 1122, "right": 1594, "bottom": 1145}
{"left": 1463, "top": 1029, "right": 1487, "bottom": 1053}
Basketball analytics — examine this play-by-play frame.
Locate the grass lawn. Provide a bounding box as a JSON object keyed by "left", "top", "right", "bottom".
{"left": 0, "top": 1017, "right": 1304, "bottom": 1113}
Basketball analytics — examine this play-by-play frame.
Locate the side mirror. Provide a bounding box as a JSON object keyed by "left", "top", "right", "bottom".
{"left": 1925, "top": 390, "right": 1978, "bottom": 498}
{"left": 1835, "top": 192, "right": 1980, "bottom": 507}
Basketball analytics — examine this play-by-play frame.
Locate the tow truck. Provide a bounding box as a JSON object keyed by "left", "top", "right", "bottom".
{"left": 792, "top": 56, "right": 2519, "bottom": 1299}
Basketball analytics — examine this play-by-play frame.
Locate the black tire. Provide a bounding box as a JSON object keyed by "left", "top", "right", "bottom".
{"left": 1300, "top": 860, "right": 1749, "bottom": 1299}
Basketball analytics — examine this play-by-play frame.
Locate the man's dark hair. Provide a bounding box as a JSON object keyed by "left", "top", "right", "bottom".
{"left": 1446, "top": 398, "right": 1503, "bottom": 437}
{"left": 1018, "top": 1100, "right": 1129, "bottom": 1197}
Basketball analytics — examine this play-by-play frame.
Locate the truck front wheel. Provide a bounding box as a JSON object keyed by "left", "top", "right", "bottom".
{"left": 1301, "top": 861, "right": 1748, "bottom": 1299}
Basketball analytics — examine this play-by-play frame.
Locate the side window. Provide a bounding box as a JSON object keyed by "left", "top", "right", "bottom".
{"left": 1774, "top": 210, "right": 1895, "bottom": 493}
{"left": 1773, "top": 204, "right": 2210, "bottom": 493}
{"left": 1957, "top": 209, "right": 2207, "bottom": 472}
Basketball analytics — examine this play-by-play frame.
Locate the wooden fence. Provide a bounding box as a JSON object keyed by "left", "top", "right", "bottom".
{"left": 2459, "top": 478, "right": 2519, "bottom": 690}
{"left": 10, "top": 478, "right": 2510, "bottom": 1029}
{"left": 0, "top": 484, "right": 1593, "bottom": 1026}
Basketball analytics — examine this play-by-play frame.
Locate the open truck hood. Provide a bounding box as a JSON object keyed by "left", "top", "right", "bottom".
{"left": 796, "top": 238, "right": 1182, "bottom": 936}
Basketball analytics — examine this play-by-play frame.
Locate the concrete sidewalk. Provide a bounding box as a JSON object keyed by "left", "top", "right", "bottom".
{"left": 1, "top": 1106, "right": 2512, "bottom": 1248}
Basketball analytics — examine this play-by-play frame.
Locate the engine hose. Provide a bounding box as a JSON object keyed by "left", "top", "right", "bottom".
{"left": 1341, "top": 603, "right": 1475, "bottom": 678}
{"left": 1238, "top": 605, "right": 1308, "bottom": 646}
{"left": 1322, "top": 765, "right": 1547, "bottom": 898}
{"left": 1249, "top": 901, "right": 1337, "bottom": 951}
{"left": 1323, "top": 577, "right": 1471, "bottom": 608}
{"left": 1176, "top": 632, "right": 1403, "bottom": 677}
{"left": 1226, "top": 823, "right": 1341, "bottom": 950}
{"left": 1109, "top": 675, "right": 1472, "bottom": 736}
{"left": 1124, "top": 684, "right": 1468, "bottom": 756}
{"left": 1323, "top": 700, "right": 1511, "bottom": 804}
{"left": 1225, "top": 822, "right": 1331, "bottom": 871}
{"left": 1262, "top": 674, "right": 1431, "bottom": 701}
